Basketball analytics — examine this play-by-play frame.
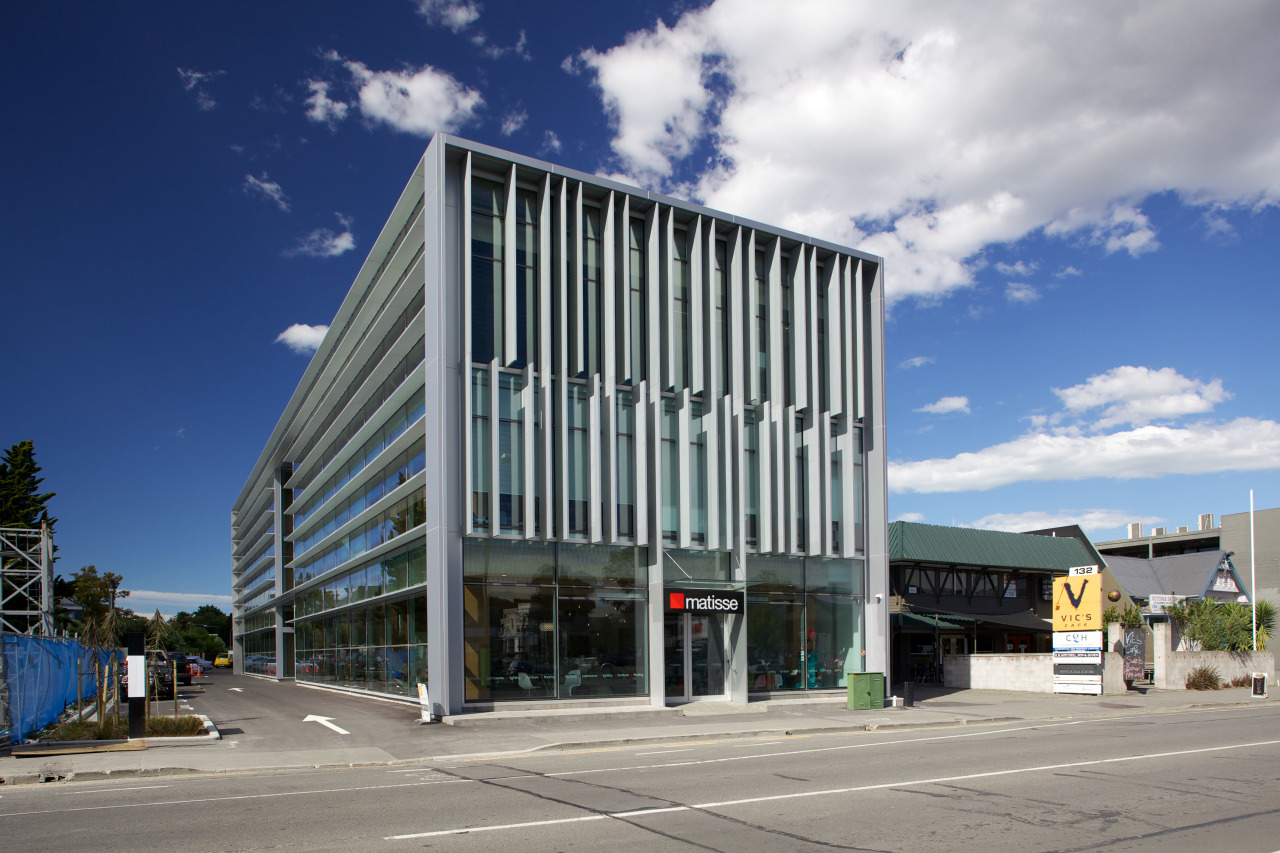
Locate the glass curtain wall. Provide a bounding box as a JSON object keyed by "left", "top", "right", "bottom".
{"left": 463, "top": 539, "right": 648, "bottom": 702}
{"left": 294, "top": 543, "right": 429, "bottom": 696}
{"left": 747, "top": 555, "right": 863, "bottom": 692}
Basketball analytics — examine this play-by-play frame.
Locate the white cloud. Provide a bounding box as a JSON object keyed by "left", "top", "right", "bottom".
{"left": 1056, "top": 266, "right": 1082, "bottom": 278}
{"left": 916, "top": 396, "right": 970, "bottom": 415}
{"left": 543, "top": 130, "right": 563, "bottom": 154}
{"left": 891, "top": 417, "right": 1280, "bottom": 494}
{"left": 338, "top": 58, "right": 481, "bottom": 137}
{"left": 275, "top": 323, "right": 329, "bottom": 355}
{"left": 1005, "top": 282, "right": 1039, "bottom": 303}
{"left": 1053, "top": 366, "right": 1230, "bottom": 429}
{"left": 967, "top": 509, "right": 1163, "bottom": 534}
{"left": 304, "top": 80, "right": 349, "bottom": 127}
{"left": 995, "top": 261, "right": 1037, "bottom": 277}
{"left": 575, "top": 19, "right": 718, "bottom": 184}
{"left": 177, "top": 67, "right": 224, "bottom": 110}
{"left": 899, "top": 356, "right": 934, "bottom": 369}
{"left": 126, "top": 590, "right": 234, "bottom": 613}
{"left": 577, "top": 1, "right": 1280, "bottom": 303}
{"left": 500, "top": 109, "right": 527, "bottom": 136}
{"left": 285, "top": 213, "right": 356, "bottom": 259}
{"left": 414, "top": 0, "right": 480, "bottom": 32}
{"left": 894, "top": 512, "right": 927, "bottom": 523}
{"left": 243, "top": 173, "right": 291, "bottom": 212}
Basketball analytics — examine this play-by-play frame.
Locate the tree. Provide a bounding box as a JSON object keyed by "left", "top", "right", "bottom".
{"left": 70, "top": 564, "right": 129, "bottom": 625}
{"left": 0, "top": 440, "right": 57, "bottom": 530}
{"left": 191, "top": 604, "right": 232, "bottom": 646}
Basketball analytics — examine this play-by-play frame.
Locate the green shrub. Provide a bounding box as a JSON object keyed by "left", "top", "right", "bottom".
{"left": 1186, "top": 665, "right": 1222, "bottom": 690}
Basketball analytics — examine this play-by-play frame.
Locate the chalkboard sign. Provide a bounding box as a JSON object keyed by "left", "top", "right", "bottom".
{"left": 1122, "top": 628, "right": 1145, "bottom": 681}
{"left": 1252, "top": 673, "right": 1269, "bottom": 699}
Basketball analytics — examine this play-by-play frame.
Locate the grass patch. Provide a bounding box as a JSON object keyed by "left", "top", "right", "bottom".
{"left": 146, "top": 715, "right": 206, "bottom": 737}
{"left": 50, "top": 718, "right": 129, "bottom": 741}
{"left": 1186, "top": 665, "right": 1223, "bottom": 690}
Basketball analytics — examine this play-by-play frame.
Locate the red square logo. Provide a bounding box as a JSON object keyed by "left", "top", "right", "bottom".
{"left": 669, "top": 592, "right": 685, "bottom": 610}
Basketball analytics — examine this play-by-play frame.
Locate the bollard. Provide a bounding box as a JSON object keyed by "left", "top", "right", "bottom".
{"left": 904, "top": 681, "right": 915, "bottom": 708}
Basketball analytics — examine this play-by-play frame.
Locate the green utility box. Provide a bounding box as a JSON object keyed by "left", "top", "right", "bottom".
{"left": 847, "top": 672, "right": 885, "bottom": 710}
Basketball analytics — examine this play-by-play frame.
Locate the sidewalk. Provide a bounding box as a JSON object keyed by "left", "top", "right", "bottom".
{"left": 1, "top": 685, "right": 1268, "bottom": 785}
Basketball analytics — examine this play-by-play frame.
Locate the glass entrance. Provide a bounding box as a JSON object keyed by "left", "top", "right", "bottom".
{"left": 664, "top": 612, "right": 726, "bottom": 701}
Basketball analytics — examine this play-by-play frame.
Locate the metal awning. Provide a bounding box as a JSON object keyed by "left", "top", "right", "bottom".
{"left": 912, "top": 606, "right": 1051, "bottom": 633}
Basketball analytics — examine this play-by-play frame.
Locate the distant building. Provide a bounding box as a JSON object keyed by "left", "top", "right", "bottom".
{"left": 231, "top": 135, "right": 890, "bottom": 714}
{"left": 1095, "top": 507, "right": 1279, "bottom": 606}
{"left": 887, "top": 522, "right": 1108, "bottom": 685}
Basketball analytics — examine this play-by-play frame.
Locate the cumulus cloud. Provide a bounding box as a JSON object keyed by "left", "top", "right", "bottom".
{"left": 894, "top": 512, "right": 927, "bottom": 523}
{"left": 285, "top": 213, "right": 356, "bottom": 258}
{"left": 899, "top": 356, "right": 934, "bottom": 369}
{"left": 891, "top": 364, "right": 1272, "bottom": 494}
{"left": 916, "top": 396, "right": 970, "bottom": 415}
{"left": 891, "top": 418, "right": 1280, "bottom": 494}
{"left": 243, "top": 173, "right": 291, "bottom": 212}
{"left": 500, "top": 109, "right": 527, "bottom": 136}
{"left": 1005, "top": 282, "right": 1039, "bottom": 303}
{"left": 968, "top": 509, "right": 1163, "bottom": 534}
{"left": 1053, "top": 366, "right": 1231, "bottom": 429}
{"left": 177, "top": 67, "right": 224, "bottom": 110}
{"left": 576, "top": 1, "right": 1280, "bottom": 303}
{"left": 275, "top": 323, "right": 329, "bottom": 354}
{"left": 995, "top": 261, "right": 1037, "bottom": 277}
{"left": 330, "top": 57, "right": 481, "bottom": 137}
{"left": 542, "top": 130, "right": 563, "bottom": 154}
{"left": 413, "top": 0, "right": 480, "bottom": 32}
{"left": 304, "top": 80, "right": 349, "bottom": 127}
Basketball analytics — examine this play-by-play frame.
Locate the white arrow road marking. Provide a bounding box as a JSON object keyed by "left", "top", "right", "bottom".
{"left": 304, "top": 714, "right": 350, "bottom": 735}
{"left": 228, "top": 688, "right": 243, "bottom": 692}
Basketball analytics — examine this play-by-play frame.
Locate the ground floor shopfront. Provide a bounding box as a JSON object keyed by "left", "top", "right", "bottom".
{"left": 263, "top": 537, "right": 870, "bottom": 708}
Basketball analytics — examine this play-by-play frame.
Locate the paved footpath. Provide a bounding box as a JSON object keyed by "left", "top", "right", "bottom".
{"left": 1, "top": 685, "right": 1269, "bottom": 785}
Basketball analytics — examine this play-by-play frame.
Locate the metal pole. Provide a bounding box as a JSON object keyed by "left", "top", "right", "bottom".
{"left": 173, "top": 661, "right": 178, "bottom": 718}
{"left": 1251, "top": 489, "right": 1257, "bottom": 651}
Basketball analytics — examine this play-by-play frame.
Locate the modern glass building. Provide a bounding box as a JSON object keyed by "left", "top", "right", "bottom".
{"left": 230, "top": 135, "right": 889, "bottom": 715}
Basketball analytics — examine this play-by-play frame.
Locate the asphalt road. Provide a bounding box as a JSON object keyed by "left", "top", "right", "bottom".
{"left": 2, "top": 702, "right": 1277, "bottom": 852}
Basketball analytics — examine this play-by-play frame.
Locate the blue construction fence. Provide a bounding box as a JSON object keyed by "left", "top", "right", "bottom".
{"left": 1, "top": 634, "right": 123, "bottom": 744}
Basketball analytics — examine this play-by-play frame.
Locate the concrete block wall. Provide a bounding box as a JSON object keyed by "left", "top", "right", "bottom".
{"left": 942, "top": 653, "right": 1052, "bottom": 691}
{"left": 1157, "top": 649, "right": 1275, "bottom": 690}
{"left": 943, "top": 653, "right": 1128, "bottom": 694}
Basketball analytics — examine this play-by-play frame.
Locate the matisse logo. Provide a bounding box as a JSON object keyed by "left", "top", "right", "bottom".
{"left": 667, "top": 589, "right": 742, "bottom": 613}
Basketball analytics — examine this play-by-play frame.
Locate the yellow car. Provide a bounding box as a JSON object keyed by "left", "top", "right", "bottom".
{"left": 214, "top": 652, "right": 232, "bottom": 668}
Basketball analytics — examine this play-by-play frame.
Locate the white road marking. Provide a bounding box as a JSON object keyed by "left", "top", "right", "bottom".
{"left": 634, "top": 748, "right": 693, "bottom": 756}
{"left": 0, "top": 779, "right": 471, "bottom": 817}
{"left": 228, "top": 688, "right": 243, "bottom": 692}
{"left": 63, "top": 785, "right": 171, "bottom": 795}
{"left": 384, "top": 737, "right": 1280, "bottom": 841}
{"left": 304, "top": 714, "right": 350, "bottom": 735}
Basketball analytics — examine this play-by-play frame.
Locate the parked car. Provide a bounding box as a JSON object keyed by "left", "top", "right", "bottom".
{"left": 119, "top": 650, "right": 177, "bottom": 698}
{"left": 214, "top": 652, "right": 232, "bottom": 668}
{"left": 189, "top": 656, "right": 212, "bottom": 672}
{"left": 169, "top": 651, "right": 193, "bottom": 686}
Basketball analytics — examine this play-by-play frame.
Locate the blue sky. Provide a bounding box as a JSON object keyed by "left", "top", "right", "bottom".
{"left": 4, "top": 1, "right": 1279, "bottom": 616}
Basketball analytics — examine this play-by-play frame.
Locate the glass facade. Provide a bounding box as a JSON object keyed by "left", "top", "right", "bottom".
{"left": 233, "top": 140, "right": 884, "bottom": 714}
{"left": 746, "top": 555, "right": 864, "bottom": 691}
{"left": 463, "top": 540, "right": 647, "bottom": 702}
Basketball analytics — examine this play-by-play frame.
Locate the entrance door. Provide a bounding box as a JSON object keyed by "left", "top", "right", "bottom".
{"left": 664, "top": 612, "right": 726, "bottom": 702}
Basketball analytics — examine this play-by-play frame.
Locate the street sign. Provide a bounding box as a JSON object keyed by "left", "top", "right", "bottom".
{"left": 1252, "top": 673, "right": 1269, "bottom": 699}
{"left": 1053, "top": 631, "right": 1103, "bottom": 651}
{"left": 1054, "top": 663, "right": 1104, "bottom": 676}
{"left": 1053, "top": 651, "right": 1101, "bottom": 664}
{"left": 1053, "top": 678, "right": 1103, "bottom": 695}
{"left": 1053, "top": 576, "right": 1102, "bottom": 631}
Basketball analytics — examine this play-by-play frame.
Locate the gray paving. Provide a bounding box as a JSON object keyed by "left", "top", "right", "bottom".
{"left": 1, "top": 674, "right": 1268, "bottom": 785}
